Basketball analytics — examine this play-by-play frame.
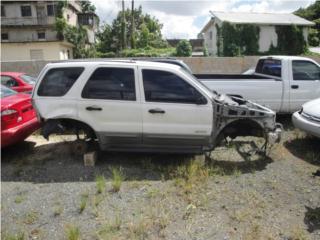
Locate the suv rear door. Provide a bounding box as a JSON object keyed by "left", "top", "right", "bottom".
{"left": 78, "top": 65, "right": 142, "bottom": 149}
{"left": 139, "top": 67, "right": 213, "bottom": 151}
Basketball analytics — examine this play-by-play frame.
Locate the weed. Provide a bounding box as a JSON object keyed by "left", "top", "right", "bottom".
{"left": 96, "top": 175, "right": 106, "bottom": 194}
{"left": 288, "top": 226, "right": 308, "bottom": 240}
{"left": 79, "top": 193, "right": 89, "bottom": 214}
{"left": 111, "top": 167, "right": 124, "bottom": 193}
{"left": 23, "top": 211, "right": 39, "bottom": 225}
{"left": 3, "top": 232, "right": 25, "bottom": 240}
{"left": 93, "top": 194, "right": 104, "bottom": 207}
{"left": 53, "top": 205, "right": 63, "bottom": 217}
{"left": 128, "top": 216, "right": 149, "bottom": 240}
{"left": 97, "top": 214, "right": 122, "bottom": 239}
{"left": 146, "top": 188, "right": 160, "bottom": 199}
{"left": 65, "top": 225, "right": 81, "bottom": 240}
{"left": 14, "top": 194, "right": 25, "bottom": 204}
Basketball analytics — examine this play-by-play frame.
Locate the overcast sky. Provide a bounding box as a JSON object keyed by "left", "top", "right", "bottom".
{"left": 91, "top": 0, "right": 316, "bottom": 39}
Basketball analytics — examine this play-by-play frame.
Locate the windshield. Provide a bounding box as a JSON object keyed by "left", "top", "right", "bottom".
{"left": 20, "top": 74, "right": 36, "bottom": 84}
{"left": 180, "top": 67, "right": 219, "bottom": 99}
{"left": 1, "top": 85, "right": 17, "bottom": 98}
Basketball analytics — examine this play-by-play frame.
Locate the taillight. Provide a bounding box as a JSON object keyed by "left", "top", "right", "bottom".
{"left": 1, "top": 109, "right": 21, "bottom": 129}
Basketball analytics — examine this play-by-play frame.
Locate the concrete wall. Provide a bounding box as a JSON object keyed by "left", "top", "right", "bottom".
{"left": 1, "top": 41, "right": 73, "bottom": 61}
{"left": 1, "top": 56, "right": 320, "bottom": 77}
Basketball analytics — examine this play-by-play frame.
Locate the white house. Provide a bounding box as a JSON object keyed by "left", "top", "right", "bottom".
{"left": 199, "top": 12, "right": 315, "bottom": 56}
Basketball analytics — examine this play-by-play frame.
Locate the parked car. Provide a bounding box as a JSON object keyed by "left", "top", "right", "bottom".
{"left": 292, "top": 98, "right": 320, "bottom": 138}
{"left": 196, "top": 56, "right": 320, "bottom": 113}
{"left": 1, "top": 85, "right": 40, "bottom": 148}
{"left": 0, "top": 72, "right": 36, "bottom": 93}
{"left": 32, "top": 60, "right": 281, "bottom": 153}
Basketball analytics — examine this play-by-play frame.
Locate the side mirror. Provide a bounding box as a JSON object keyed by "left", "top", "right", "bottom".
{"left": 195, "top": 96, "right": 207, "bottom": 105}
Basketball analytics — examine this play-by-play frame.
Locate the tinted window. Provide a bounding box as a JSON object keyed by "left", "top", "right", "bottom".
{"left": 1, "top": 33, "right": 8, "bottom": 40}
{"left": 142, "top": 69, "right": 206, "bottom": 104}
{"left": 256, "top": 59, "right": 282, "bottom": 77}
{"left": 21, "top": 6, "right": 32, "bottom": 17}
{"left": 82, "top": 68, "right": 135, "bottom": 101}
{"left": 38, "top": 67, "right": 84, "bottom": 96}
{"left": 1, "top": 76, "right": 19, "bottom": 87}
{"left": 293, "top": 60, "right": 320, "bottom": 81}
{"left": 20, "top": 74, "right": 36, "bottom": 84}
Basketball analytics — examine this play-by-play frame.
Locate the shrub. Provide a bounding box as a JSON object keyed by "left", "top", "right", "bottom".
{"left": 176, "top": 40, "right": 192, "bottom": 57}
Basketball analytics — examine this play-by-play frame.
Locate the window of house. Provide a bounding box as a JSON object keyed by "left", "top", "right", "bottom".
{"left": 1, "top": 33, "right": 9, "bottom": 41}
{"left": 82, "top": 68, "right": 136, "bottom": 101}
{"left": 1, "top": 5, "right": 5, "bottom": 17}
{"left": 37, "top": 31, "right": 45, "bottom": 40}
{"left": 47, "top": 4, "right": 56, "bottom": 16}
{"left": 209, "top": 31, "right": 213, "bottom": 40}
{"left": 142, "top": 69, "right": 206, "bottom": 104}
{"left": 21, "top": 5, "right": 32, "bottom": 17}
{"left": 293, "top": 60, "right": 320, "bottom": 80}
{"left": 38, "top": 68, "right": 84, "bottom": 96}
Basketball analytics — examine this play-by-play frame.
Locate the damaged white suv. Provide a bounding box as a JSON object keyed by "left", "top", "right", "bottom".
{"left": 32, "top": 60, "right": 281, "bottom": 153}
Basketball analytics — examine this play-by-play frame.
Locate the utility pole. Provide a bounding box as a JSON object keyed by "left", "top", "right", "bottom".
{"left": 121, "top": 0, "right": 126, "bottom": 50}
{"left": 130, "top": 0, "right": 135, "bottom": 49}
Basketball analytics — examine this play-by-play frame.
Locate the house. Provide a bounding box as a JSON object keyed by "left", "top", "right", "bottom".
{"left": 199, "top": 12, "right": 315, "bottom": 56}
{"left": 167, "top": 38, "right": 204, "bottom": 56}
{"left": 1, "top": 0, "right": 97, "bottom": 61}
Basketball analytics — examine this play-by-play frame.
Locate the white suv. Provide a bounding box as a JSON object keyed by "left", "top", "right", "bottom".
{"left": 32, "top": 60, "right": 281, "bottom": 153}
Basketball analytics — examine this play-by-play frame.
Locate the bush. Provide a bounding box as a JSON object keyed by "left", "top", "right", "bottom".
{"left": 120, "top": 47, "right": 175, "bottom": 57}
{"left": 176, "top": 40, "right": 192, "bottom": 57}
{"left": 97, "top": 52, "right": 116, "bottom": 58}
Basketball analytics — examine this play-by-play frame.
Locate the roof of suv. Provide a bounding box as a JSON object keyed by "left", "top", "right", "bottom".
{"left": 46, "top": 59, "right": 184, "bottom": 71}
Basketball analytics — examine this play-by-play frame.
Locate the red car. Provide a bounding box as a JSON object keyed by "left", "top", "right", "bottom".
{"left": 0, "top": 72, "right": 36, "bottom": 93}
{"left": 1, "top": 86, "right": 40, "bottom": 148}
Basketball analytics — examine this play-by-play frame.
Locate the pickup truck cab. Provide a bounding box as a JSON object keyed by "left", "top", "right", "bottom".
{"left": 197, "top": 56, "right": 320, "bottom": 113}
{"left": 32, "top": 60, "right": 281, "bottom": 153}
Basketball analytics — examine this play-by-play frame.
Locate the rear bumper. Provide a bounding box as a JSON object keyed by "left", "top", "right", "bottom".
{"left": 1, "top": 118, "right": 40, "bottom": 148}
{"left": 292, "top": 112, "right": 320, "bottom": 138}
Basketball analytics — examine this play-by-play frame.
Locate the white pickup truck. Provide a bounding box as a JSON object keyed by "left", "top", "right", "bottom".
{"left": 196, "top": 56, "right": 320, "bottom": 113}
{"left": 32, "top": 60, "right": 281, "bottom": 153}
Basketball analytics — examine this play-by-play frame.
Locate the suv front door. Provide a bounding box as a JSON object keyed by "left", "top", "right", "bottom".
{"left": 139, "top": 68, "right": 213, "bottom": 151}
{"left": 78, "top": 66, "right": 142, "bottom": 150}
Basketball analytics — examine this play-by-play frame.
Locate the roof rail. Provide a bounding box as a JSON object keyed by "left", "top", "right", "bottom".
{"left": 49, "top": 58, "right": 136, "bottom": 64}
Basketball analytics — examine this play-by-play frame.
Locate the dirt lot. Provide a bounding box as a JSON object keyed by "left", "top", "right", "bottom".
{"left": 1, "top": 116, "right": 320, "bottom": 240}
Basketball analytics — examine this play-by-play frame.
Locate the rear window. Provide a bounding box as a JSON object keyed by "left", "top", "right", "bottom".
{"left": 37, "top": 67, "right": 84, "bottom": 96}
{"left": 255, "top": 59, "right": 282, "bottom": 77}
{"left": 1, "top": 85, "right": 17, "bottom": 98}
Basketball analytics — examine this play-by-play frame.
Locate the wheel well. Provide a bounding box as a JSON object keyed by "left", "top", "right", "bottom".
{"left": 216, "top": 119, "right": 265, "bottom": 144}
{"left": 41, "top": 118, "right": 97, "bottom": 140}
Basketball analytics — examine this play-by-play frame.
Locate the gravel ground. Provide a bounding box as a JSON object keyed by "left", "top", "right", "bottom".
{"left": 1, "top": 116, "right": 320, "bottom": 240}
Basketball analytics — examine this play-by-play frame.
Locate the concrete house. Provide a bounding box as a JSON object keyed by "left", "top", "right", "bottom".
{"left": 199, "top": 12, "right": 315, "bottom": 56}
{"left": 1, "top": 0, "right": 97, "bottom": 61}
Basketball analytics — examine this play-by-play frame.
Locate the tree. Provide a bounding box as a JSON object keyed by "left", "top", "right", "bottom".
{"left": 97, "top": 6, "right": 167, "bottom": 53}
{"left": 176, "top": 40, "right": 192, "bottom": 57}
{"left": 295, "top": 1, "right": 320, "bottom": 46}
{"left": 80, "top": 0, "right": 96, "bottom": 13}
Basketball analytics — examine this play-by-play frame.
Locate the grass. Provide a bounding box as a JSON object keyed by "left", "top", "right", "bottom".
{"left": 128, "top": 216, "right": 149, "bottom": 240}
{"left": 111, "top": 167, "right": 124, "bottom": 193}
{"left": 79, "top": 192, "right": 89, "bottom": 214}
{"left": 22, "top": 211, "right": 39, "bottom": 225}
{"left": 3, "top": 232, "right": 25, "bottom": 240}
{"left": 53, "top": 204, "right": 63, "bottom": 217}
{"left": 65, "top": 225, "right": 81, "bottom": 240}
{"left": 96, "top": 175, "right": 106, "bottom": 194}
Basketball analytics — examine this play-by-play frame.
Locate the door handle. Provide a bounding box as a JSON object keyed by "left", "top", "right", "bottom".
{"left": 291, "top": 85, "right": 299, "bottom": 89}
{"left": 148, "top": 108, "right": 165, "bottom": 114}
{"left": 86, "top": 106, "right": 102, "bottom": 111}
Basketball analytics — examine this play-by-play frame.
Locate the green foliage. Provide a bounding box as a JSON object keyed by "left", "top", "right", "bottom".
{"left": 97, "top": 6, "right": 167, "bottom": 53}
{"left": 120, "top": 47, "right": 175, "bottom": 57}
{"left": 203, "top": 46, "right": 209, "bottom": 56}
{"left": 176, "top": 40, "right": 192, "bottom": 57}
{"left": 80, "top": 0, "right": 96, "bottom": 13}
{"left": 295, "top": 1, "right": 320, "bottom": 46}
{"left": 219, "top": 22, "right": 259, "bottom": 56}
{"left": 276, "top": 25, "right": 307, "bottom": 55}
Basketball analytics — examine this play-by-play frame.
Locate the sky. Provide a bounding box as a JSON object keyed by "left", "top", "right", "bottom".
{"left": 90, "top": 0, "right": 316, "bottom": 39}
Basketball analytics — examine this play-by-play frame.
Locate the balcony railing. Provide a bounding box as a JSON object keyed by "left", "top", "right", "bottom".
{"left": 1, "top": 17, "right": 56, "bottom": 26}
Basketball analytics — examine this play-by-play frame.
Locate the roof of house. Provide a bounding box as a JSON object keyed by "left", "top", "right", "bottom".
{"left": 200, "top": 11, "right": 314, "bottom": 33}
